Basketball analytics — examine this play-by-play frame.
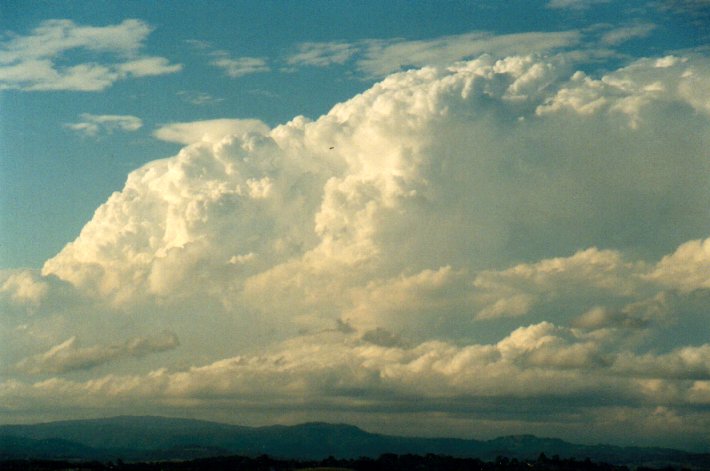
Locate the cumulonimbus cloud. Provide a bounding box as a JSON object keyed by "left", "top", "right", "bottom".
{"left": 42, "top": 53, "right": 710, "bottom": 306}
{"left": 2, "top": 51, "right": 710, "bottom": 446}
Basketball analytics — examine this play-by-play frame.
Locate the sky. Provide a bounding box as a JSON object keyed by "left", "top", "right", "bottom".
{"left": 1, "top": 0, "right": 710, "bottom": 451}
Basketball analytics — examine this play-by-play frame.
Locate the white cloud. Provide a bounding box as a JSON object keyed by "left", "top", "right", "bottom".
{"left": 0, "top": 19, "right": 181, "bottom": 91}
{"left": 153, "top": 119, "right": 270, "bottom": 145}
{"left": 646, "top": 238, "right": 710, "bottom": 292}
{"left": 210, "top": 51, "right": 269, "bottom": 78}
{"left": 65, "top": 113, "right": 143, "bottom": 137}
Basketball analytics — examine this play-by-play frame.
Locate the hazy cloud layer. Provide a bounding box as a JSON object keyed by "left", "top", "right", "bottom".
{"left": 2, "top": 51, "right": 710, "bottom": 448}
{"left": 0, "top": 19, "right": 181, "bottom": 91}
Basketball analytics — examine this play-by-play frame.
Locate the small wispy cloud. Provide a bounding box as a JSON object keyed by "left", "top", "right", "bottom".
{"left": 210, "top": 51, "right": 270, "bottom": 78}
{"left": 65, "top": 113, "right": 143, "bottom": 137}
{"left": 658, "top": 0, "right": 710, "bottom": 19}
{"left": 184, "top": 38, "right": 213, "bottom": 50}
{"left": 177, "top": 90, "right": 224, "bottom": 106}
{"left": 601, "top": 23, "right": 656, "bottom": 45}
{"left": 287, "top": 41, "right": 358, "bottom": 67}
{"left": 248, "top": 88, "right": 279, "bottom": 99}
{"left": 546, "top": 0, "right": 611, "bottom": 10}
{"left": 118, "top": 57, "right": 183, "bottom": 77}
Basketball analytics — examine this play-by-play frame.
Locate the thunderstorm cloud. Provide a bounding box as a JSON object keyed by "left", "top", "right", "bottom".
{"left": 2, "top": 51, "right": 710, "bottom": 448}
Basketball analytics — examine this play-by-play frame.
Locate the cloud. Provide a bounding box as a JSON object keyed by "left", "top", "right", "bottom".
{"left": 3, "top": 326, "right": 710, "bottom": 445}
{"left": 65, "top": 113, "right": 143, "bottom": 137}
{"left": 613, "top": 344, "right": 710, "bottom": 380}
{"left": 117, "top": 57, "right": 182, "bottom": 77}
{"left": 210, "top": 51, "right": 269, "bottom": 78}
{"left": 184, "top": 39, "right": 212, "bottom": 50}
{"left": 535, "top": 55, "right": 710, "bottom": 128}
{"left": 5, "top": 52, "right": 710, "bottom": 446}
{"left": 546, "top": 0, "right": 611, "bottom": 9}
{"left": 287, "top": 42, "right": 358, "bottom": 67}
{"left": 357, "top": 31, "right": 580, "bottom": 77}
{"left": 153, "top": 119, "right": 270, "bottom": 145}
{"left": 572, "top": 292, "right": 673, "bottom": 330}
{"left": 600, "top": 23, "right": 656, "bottom": 45}
{"left": 472, "top": 248, "right": 643, "bottom": 320}
{"left": 41, "top": 54, "right": 710, "bottom": 334}
{"left": 280, "top": 31, "right": 579, "bottom": 79}
{"left": 15, "top": 331, "right": 179, "bottom": 374}
{"left": 340, "top": 267, "right": 473, "bottom": 339}
{"left": 0, "top": 19, "right": 181, "bottom": 91}
{"left": 177, "top": 90, "right": 224, "bottom": 106}
{"left": 186, "top": 41, "right": 268, "bottom": 78}
{"left": 41, "top": 51, "right": 710, "bottom": 319}
{"left": 645, "top": 238, "right": 710, "bottom": 292}
{"left": 0, "top": 271, "right": 49, "bottom": 306}
{"left": 658, "top": 0, "right": 710, "bottom": 21}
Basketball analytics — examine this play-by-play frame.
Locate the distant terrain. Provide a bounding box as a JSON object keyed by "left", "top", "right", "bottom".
{"left": 1, "top": 416, "right": 708, "bottom": 469}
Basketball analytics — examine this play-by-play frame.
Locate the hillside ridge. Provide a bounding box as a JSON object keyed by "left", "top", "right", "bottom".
{"left": 1, "top": 416, "right": 708, "bottom": 468}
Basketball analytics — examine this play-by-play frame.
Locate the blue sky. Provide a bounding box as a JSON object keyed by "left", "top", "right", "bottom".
{"left": 1, "top": 0, "right": 710, "bottom": 451}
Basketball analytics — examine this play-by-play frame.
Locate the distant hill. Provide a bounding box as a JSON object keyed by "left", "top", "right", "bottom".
{"left": 1, "top": 416, "right": 708, "bottom": 469}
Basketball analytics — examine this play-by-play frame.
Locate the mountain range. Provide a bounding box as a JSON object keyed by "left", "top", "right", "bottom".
{"left": 1, "top": 416, "right": 708, "bottom": 469}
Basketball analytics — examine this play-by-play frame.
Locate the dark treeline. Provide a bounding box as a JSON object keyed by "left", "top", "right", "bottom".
{"left": 0, "top": 453, "right": 693, "bottom": 471}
